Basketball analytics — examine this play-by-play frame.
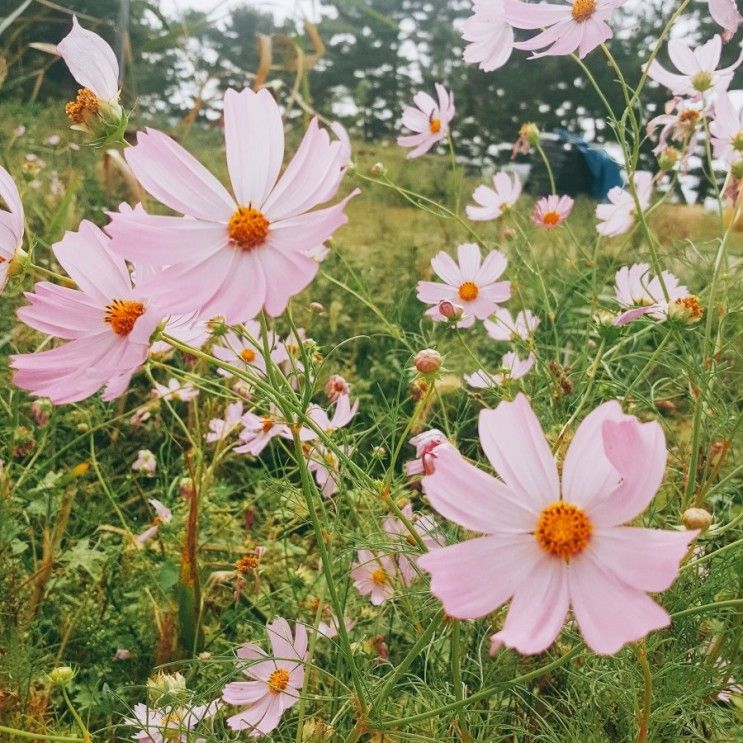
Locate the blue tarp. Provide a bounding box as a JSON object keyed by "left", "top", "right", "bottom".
{"left": 553, "top": 128, "right": 623, "bottom": 200}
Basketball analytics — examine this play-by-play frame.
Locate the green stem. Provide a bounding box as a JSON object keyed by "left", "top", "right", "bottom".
{"left": 61, "top": 688, "right": 91, "bottom": 742}
{"left": 635, "top": 642, "right": 652, "bottom": 743}
{"left": 535, "top": 141, "right": 556, "bottom": 195}
{"left": 0, "top": 726, "right": 84, "bottom": 742}
{"left": 450, "top": 620, "right": 471, "bottom": 742}
{"left": 670, "top": 598, "right": 743, "bottom": 620}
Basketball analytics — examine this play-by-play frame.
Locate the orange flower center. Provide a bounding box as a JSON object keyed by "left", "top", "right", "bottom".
{"left": 104, "top": 299, "right": 145, "bottom": 336}
{"left": 240, "top": 348, "right": 256, "bottom": 363}
{"left": 679, "top": 109, "right": 700, "bottom": 125}
{"left": 65, "top": 88, "right": 99, "bottom": 124}
{"left": 542, "top": 210, "right": 561, "bottom": 226}
{"left": 429, "top": 117, "right": 442, "bottom": 134}
{"left": 371, "top": 568, "right": 388, "bottom": 586}
{"left": 267, "top": 668, "right": 290, "bottom": 694}
{"left": 458, "top": 281, "right": 479, "bottom": 301}
{"left": 235, "top": 554, "right": 260, "bottom": 573}
{"left": 571, "top": 0, "right": 596, "bottom": 22}
{"left": 674, "top": 295, "right": 704, "bottom": 319}
{"left": 228, "top": 206, "right": 270, "bottom": 250}
{"left": 535, "top": 501, "right": 592, "bottom": 559}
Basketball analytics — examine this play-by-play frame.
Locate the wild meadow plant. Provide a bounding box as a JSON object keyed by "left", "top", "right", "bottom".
{"left": 0, "top": 1, "right": 741, "bottom": 740}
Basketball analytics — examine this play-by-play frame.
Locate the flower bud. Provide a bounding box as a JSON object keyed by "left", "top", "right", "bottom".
{"left": 437, "top": 299, "right": 463, "bottom": 321}
{"left": 31, "top": 398, "right": 53, "bottom": 427}
{"left": 309, "top": 301, "right": 325, "bottom": 313}
{"left": 520, "top": 122, "right": 541, "bottom": 146}
{"left": 49, "top": 666, "right": 75, "bottom": 687}
{"left": 658, "top": 146, "right": 681, "bottom": 171}
{"left": 682, "top": 507, "right": 712, "bottom": 531}
{"left": 414, "top": 348, "right": 442, "bottom": 375}
{"left": 147, "top": 671, "right": 188, "bottom": 707}
{"left": 179, "top": 476, "right": 195, "bottom": 500}
{"left": 370, "top": 162, "right": 386, "bottom": 176}
{"left": 325, "top": 374, "right": 350, "bottom": 402}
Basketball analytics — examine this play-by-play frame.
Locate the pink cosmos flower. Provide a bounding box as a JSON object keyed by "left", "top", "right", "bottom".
{"left": 708, "top": 0, "right": 742, "bottom": 39}
{"left": 132, "top": 449, "right": 157, "bottom": 475}
{"left": 417, "top": 243, "right": 510, "bottom": 329}
{"left": 351, "top": 550, "right": 398, "bottom": 605}
{"left": 137, "top": 498, "right": 172, "bottom": 545}
{"left": 613, "top": 263, "right": 690, "bottom": 325}
{"left": 317, "top": 614, "right": 355, "bottom": 640}
{"left": 126, "top": 700, "right": 219, "bottom": 743}
{"left": 223, "top": 618, "right": 308, "bottom": 736}
{"left": 466, "top": 171, "right": 522, "bottom": 221}
{"left": 464, "top": 351, "right": 536, "bottom": 388}
{"left": 0, "top": 166, "right": 24, "bottom": 293}
{"left": 505, "top": 0, "right": 627, "bottom": 59}
{"left": 302, "top": 394, "right": 358, "bottom": 439}
{"left": 307, "top": 443, "right": 350, "bottom": 497}
{"left": 106, "top": 87, "right": 356, "bottom": 322}
{"left": 532, "top": 194, "right": 574, "bottom": 228}
{"left": 57, "top": 16, "right": 123, "bottom": 128}
{"left": 325, "top": 374, "right": 350, "bottom": 402}
{"left": 212, "top": 324, "right": 279, "bottom": 379}
{"left": 484, "top": 307, "right": 540, "bottom": 341}
{"left": 234, "top": 407, "right": 292, "bottom": 456}
{"left": 462, "top": 0, "right": 515, "bottom": 72}
{"left": 405, "top": 429, "right": 453, "bottom": 476}
{"left": 418, "top": 393, "right": 697, "bottom": 655}
{"left": 152, "top": 378, "right": 199, "bottom": 402}
{"left": 710, "top": 93, "right": 743, "bottom": 165}
{"left": 595, "top": 171, "right": 653, "bottom": 237}
{"left": 646, "top": 97, "right": 704, "bottom": 160}
{"left": 149, "top": 312, "right": 208, "bottom": 356}
{"left": 383, "top": 503, "right": 442, "bottom": 585}
{"left": 397, "top": 84, "right": 455, "bottom": 158}
{"left": 11, "top": 221, "right": 160, "bottom": 404}
{"left": 206, "top": 401, "right": 244, "bottom": 443}
{"left": 647, "top": 36, "right": 742, "bottom": 98}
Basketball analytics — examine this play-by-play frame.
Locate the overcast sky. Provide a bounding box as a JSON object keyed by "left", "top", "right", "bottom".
{"left": 158, "top": 0, "right": 326, "bottom": 22}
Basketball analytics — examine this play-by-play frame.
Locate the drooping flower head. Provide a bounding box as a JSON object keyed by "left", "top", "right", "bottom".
{"left": 56, "top": 17, "right": 126, "bottom": 138}
{"left": 136, "top": 498, "right": 172, "bottom": 545}
{"left": 132, "top": 449, "right": 157, "bottom": 475}
{"left": 646, "top": 97, "right": 705, "bottom": 165}
{"left": 462, "top": 0, "right": 515, "bottom": 72}
{"left": 484, "top": 307, "right": 540, "bottom": 342}
{"left": 708, "top": 0, "right": 742, "bottom": 39}
{"left": 397, "top": 84, "right": 455, "bottom": 159}
{"left": 107, "top": 88, "right": 356, "bottom": 322}
{"left": 464, "top": 351, "right": 535, "bottom": 388}
{"left": 12, "top": 221, "right": 161, "bottom": 404}
{"left": 325, "top": 374, "right": 350, "bottom": 402}
{"left": 467, "top": 171, "right": 522, "bottom": 222}
{"left": 417, "top": 243, "right": 510, "bottom": 328}
{"left": 532, "top": 194, "right": 574, "bottom": 228}
{"left": 613, "top": 263, "right": 698, "bottom": 325}
{"left": 505, "top": 0, "right": 628, "bottom": 59}
{"left": 418, "top": 393, "right": 696, "bottom": 655}
{"left": 234, "top": 406, "right": 292, "bottom": 457}
{"left": 647, "top": 36, "right": 742, "bottom": 98}
{"left": 222, "top": 618, "right": 308, "bottom": 736}
{"left": 595, "top": 171, "right": 653, "bottom": 237}
{"left": 0, "top": 165, "right": 24, "bottom": 293}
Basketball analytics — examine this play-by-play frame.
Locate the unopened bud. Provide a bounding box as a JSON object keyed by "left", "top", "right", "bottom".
{"left": 668, "top": 295, "right": 703, "bottom": 324}
{"left": 49, "top": 666, "right": 75, "bottom": 687}
{"left": 682, "top": 507, "right": 712, "bottom": 531}
{"left": 658, "top": 146, "right": 681, "bottom": 171}
{"left": 179, "top": 476, "right": 195, "bottom": 499}
{"left": 147, "top": 671, "right": 188, "bottom": 707}
{"left": 438, "top": 299, "right": 463, "bottom": 321}
{"left": 414, "top": 348, "right": 442, "bottom": 374}
{"left": 309, "top": 302, "right": 325, "bottom": 313}
{"left": 519, "top": 122, "right": 540, "bottom": 146}
{"left": 731, "top": 159, "right": 743, "bottom": 180}
{"left": 370, "top": 162, "right": 386, "bottom": 176}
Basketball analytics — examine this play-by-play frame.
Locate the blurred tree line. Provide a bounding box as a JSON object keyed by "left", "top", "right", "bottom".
{"left": 0, "top": 0, "right": 737, "bottom": 172}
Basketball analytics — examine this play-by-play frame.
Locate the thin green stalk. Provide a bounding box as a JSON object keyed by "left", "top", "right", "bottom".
{"left": 291, "top": 429, "right": 369, "bottom": 713}
{"left": 450, "top": 620, "right": 471, "bottom": 743}
{"left": 635, "top": 642, "right": 652, "bottom": 743}
{"left": 535, "top": 141, "right": 556, "bottom": 194}
{"left": 670, "top": 598, "right": 743, "bottom": 620}
{"left": 0, "top": 726, "right": 84, "bottom": 742}
{"left": 61, "top": 688, "right": 91, "bottom": 743}
{"left": 621, "top": 330, "right": 673, "bottom": 404}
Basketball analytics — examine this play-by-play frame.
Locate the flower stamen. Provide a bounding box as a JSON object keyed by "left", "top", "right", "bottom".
{"left": 66, "top": 88, "right": 99, "bottom": 124}
{"left": 267, "top": 668, "right": 290, "bottom": 694}
{"left": 240, "top": 348, "right": 256, "bottom": 363}
{"left": 458, "top": 281, "right": 479, "bottom": 301}
{"left": 228, "top": 206, "right": 270, "bottom": 250}
{"left": 371, "top": 568, "right": 388, "bottom": 586}
{"left": 535, "top": 501, "right": 592, "bottom": 559}
{"left": 571, "top": 0, "right": 597, "bottom": 22}
{"left": 104, "top": 299, "right": 145, "bottom": 336}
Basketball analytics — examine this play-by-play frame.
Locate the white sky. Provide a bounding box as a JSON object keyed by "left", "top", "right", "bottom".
{"left": 158, "top": 0, "right": 326, "bottom": 22}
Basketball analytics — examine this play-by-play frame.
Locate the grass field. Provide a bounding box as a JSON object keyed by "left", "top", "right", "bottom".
{"left": 0, "top": 96, "right": 741, "bottom": 742}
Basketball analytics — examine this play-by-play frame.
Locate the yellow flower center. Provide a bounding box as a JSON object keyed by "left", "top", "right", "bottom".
{"left": 535, "top": 501, "right": 592, "bottom": 559}
{"left": 65, "top": 88, "right": 99, "bottom": 124}
{"left": 673, "top": 295, "right": 704, "bottom": 319}
{"left": 104, "top": 299, "right": 145, "bottom": 336}
{"left": 458, "top": 281, "right": 479, "bottom": 301}
{"left": 733, "top": 131, "right": 743, "bottom": 152}
{"left": 542, "top": 210, "right": 561, "bottom": 226}
{"left": 429, "top": 117, "right": 442, "bottom": 134}
{"left": 240, "top": 348, "right": 256, "bottom": 363}
{"left": 371, "top": 568, "right": 388, "bottom": 586}
{"left": 228, "top": 206, "right": 270, "bottom": 250}
{"left": 571, "top": 0, "right": 596, "bottom": 22}
{"left": 267, "top": 668, "right": 290, "bottom": 694}
{"left": 691, "top": 71, "right": 713, "bottom": 92}
{"left": 235, "top": 554, "right": 260, "bottom": 573}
